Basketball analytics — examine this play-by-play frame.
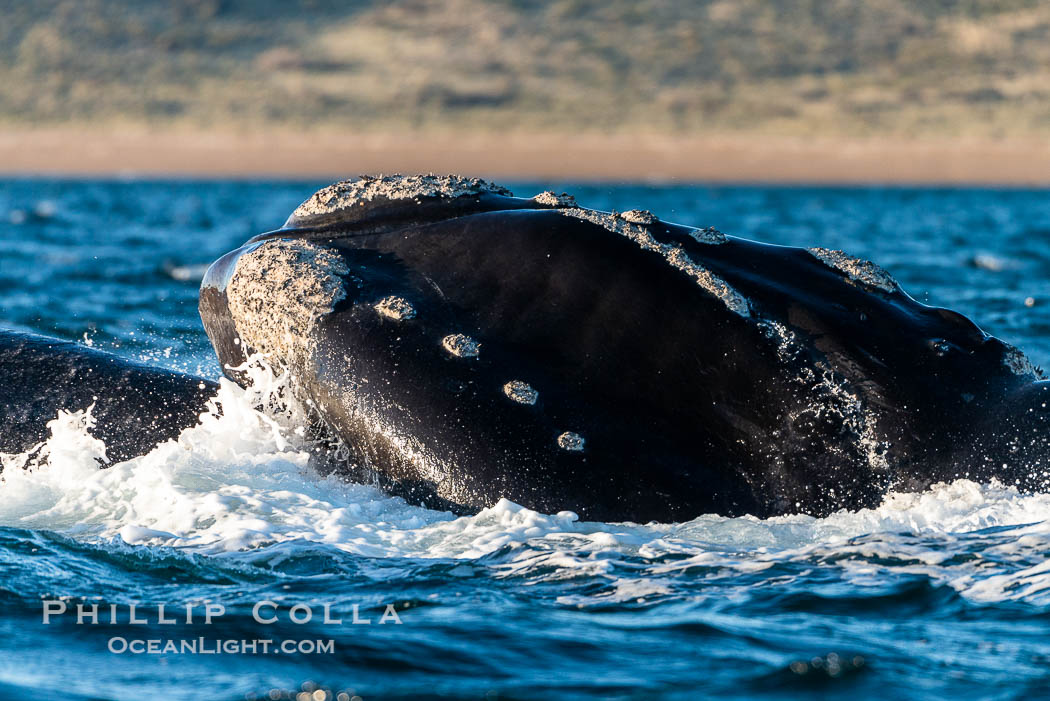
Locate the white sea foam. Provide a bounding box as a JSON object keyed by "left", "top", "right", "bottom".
{"left": 2, "top": 361, "right": 1050, "bottom": 603}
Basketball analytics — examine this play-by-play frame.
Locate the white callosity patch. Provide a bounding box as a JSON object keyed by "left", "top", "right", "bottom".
{"left": 442, "top": 333, "right": 480, "bottom": 358}
{"left": 805, "top": 245, "right": 1040, "bottom": 380}
{"left": 689, "top": 226, "right": 728, "bottom": 245}
{"left": 808, "top": 247, "right": 899, "bottom": 294}
{"left": 503, "top": 380, "right": 539, "bottom": 405}
{"left": 561, "top": 208, "right": 749, "bottom": 317}
{"left": 665, "top": 247, "right": 749, "bottom": 317}
{"left": 1002, "top": 342, "right": 1044, "bottom": 379}
{"left": 620, "top": 209, "right": 656, "bottom": 225}
{"left": 533, "top": 191, "right": 577, "bottom": 207}
{"left": 226, "top": 240, "right": 349, "bottom": 372}
{"left": 557, "top": 431, "right": 586, "bottom": 452}
{"left": 292, "top": 173, "right": 512, "bottom": 219}
{"left": 374, "top": 295, "right": 416, "bottom": 321}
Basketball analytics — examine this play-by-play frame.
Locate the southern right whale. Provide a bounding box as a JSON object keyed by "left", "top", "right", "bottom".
{"left": 199, "top": 175, "right": 1050, "bottom": 521}
{"left": 0, "top": 329, "right": 217, "bottom": 465}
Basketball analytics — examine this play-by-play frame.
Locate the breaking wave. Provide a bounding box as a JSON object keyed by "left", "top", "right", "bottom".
{"left": 2, "top": 360, "right": 1050, "bottom": 606}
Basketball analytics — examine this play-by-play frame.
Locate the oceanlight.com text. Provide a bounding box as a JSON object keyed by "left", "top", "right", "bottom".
{"left": 107, "top": 637, "right": 335, "bottom": 655}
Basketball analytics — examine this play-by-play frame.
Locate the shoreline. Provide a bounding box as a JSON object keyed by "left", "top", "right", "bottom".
{"left": 3, "top": 128, "right": 1050, "bottom": 185}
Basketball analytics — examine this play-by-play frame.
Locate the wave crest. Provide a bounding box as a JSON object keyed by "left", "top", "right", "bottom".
{"left": 3, "top": 360, "right": 1050, "bottom": 603}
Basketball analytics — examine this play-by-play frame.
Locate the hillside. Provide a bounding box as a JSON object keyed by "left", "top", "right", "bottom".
{"left": 4, "top": 0, "right": 1050, "bottom": 140}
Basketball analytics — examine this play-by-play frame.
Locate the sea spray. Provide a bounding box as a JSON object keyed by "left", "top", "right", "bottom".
{"left": 2, "top": 359, "right": 1050, "bottom": 608}
{"left": 6, "top": 182, "right": 1050, "bottom": 698}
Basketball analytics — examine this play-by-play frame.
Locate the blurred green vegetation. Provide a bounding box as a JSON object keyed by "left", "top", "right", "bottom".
{"left": 4, "top": 0, "right": 1050, "bottom": 137}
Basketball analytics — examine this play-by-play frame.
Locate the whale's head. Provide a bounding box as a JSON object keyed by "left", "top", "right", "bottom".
{"left": 964, "top": 380, "right": 1050, "bottom": 492}
{"left": 198, "top": 174, "right": 1050, "bottom": 520}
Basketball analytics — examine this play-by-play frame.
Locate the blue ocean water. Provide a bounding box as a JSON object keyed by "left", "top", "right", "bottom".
{"left": 3, "top": 180, "right": 1050, "bottom": 700}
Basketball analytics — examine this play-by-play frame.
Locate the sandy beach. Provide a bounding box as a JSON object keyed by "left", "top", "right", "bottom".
{"left": 3, "top": 128, "right": 1050, "bottom": 185}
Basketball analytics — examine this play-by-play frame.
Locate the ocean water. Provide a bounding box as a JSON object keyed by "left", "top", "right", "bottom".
{"left": 2, "top": 180, "right": 1050, "bottom": 700}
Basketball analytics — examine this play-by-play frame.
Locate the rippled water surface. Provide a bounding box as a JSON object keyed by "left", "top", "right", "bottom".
{"left": 3, "top": 180, "right": 1050, "bottom": 700}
